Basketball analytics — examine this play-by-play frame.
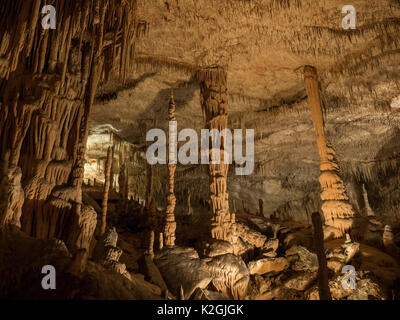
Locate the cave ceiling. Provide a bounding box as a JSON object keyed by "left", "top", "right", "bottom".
{"left": 89, "top": 0, "right": 400, "bottom": 218}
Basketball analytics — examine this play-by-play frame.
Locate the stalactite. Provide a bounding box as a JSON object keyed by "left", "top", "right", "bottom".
{"left": 198, "top": 66, "right": 234, "bottom": 241}
{"left": 0, "top": 0, "right": 139, "bottom": 255}
{"left": 304, "top": 66, "right": 358, "bottom": 237}
{"left": 312, "top": 212, "right": 332, "bottom": 300}
{"left": 100, "top": 146, "right": 113, "bottom": 236}
{"left": 164, "top": 92, "right": 177, "bottom": 247}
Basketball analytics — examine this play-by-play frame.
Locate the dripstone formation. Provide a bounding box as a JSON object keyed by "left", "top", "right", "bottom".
{"left": 1, "top": 0, "right": 400, "bottom": 302}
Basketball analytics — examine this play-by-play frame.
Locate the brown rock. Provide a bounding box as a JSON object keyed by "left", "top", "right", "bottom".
{"left": 284, "top": 272, "right": 317, "bottom": 291}
{"left": 248, "top": 257, "right": 289, "bottom": 275}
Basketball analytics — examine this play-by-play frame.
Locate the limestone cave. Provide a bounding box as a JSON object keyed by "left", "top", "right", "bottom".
{"left": 1, "top": 0, "right": 400, "bottom": 302}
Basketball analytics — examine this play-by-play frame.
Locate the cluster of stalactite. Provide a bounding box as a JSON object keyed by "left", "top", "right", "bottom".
{"left": 303, "top": 66, "right": 357, "bottom": 236}
{"left": 163, "top": 92, "right": 177, "bottom": 247}
{"left": 0, "top": 0, "right": 138, "bottom": 261}
{"left": 198, "top": 67, "right": 234, "bottom": 241}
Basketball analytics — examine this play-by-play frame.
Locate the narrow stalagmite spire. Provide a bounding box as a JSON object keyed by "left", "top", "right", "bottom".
{"left": 259, "top": 199, "right": 264, "bottom": 217}
{"left": 164, "top": 91, "right": 177, "bottom": 247}
{"left": 304, "top": 66, "right": 357, "bottom": 237}
{"left": 187, "top": 189, "right": 193, "bottom": 216}
{"left": 146, "top": 119, "right": 156, "bottom": 209}
{"left": 100, "top": 146, "right": 113, "bottom": 236}
{"left": 312, "top": 212, "right": 332, "bottom": 300}
{"left": 198, "top": 66, "right": 233, "bottom": 241}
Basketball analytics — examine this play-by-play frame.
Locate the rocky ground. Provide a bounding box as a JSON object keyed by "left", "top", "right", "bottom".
{"left": 2, "top": 184, "right": 398, "bottom": 300}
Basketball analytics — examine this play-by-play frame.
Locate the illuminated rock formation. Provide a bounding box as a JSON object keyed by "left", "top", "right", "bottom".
{"left": 0, "top": 151, "right": 24, "bottom": 229}
{"left": 100, "top": 146, "right": 113, "bottom": 236}
{"left": 0, "top": 0, "right": 138, "bottom": 256}
{"left": 198, "top": 66, "right": 234, "bottom": 241}
{"left": 164, "top": 92, "right": 177, "bottom": 247}
{"left": 303, "top": 66, "right": 357, "bottom": 237}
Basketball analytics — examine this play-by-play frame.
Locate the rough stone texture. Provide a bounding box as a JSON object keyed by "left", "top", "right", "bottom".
{"left": 0, "top": 164, "right": 24, "bottom": 228}
{"left": 284, "top": 272, "right": 317, "bottom": 291}
{"left": 286, "top": 245, "right": 319, "bottom": 272}
{"left": 304, "top": 66, "right": 357, "bottom": 237}
{"left": 0, "top": 229, "right": 160, "bottom": 300}
{"left": 247, "top": 257, "right": 289, "bottom": 275}
{"left": 205, "top": 240, "right": 234, "bottom": 258}
{"left": 93, "top": 227, "right": 131, "bottom": 280}
{"left": 199, "top": 67, "right": 233, "bottom": 241}
{"left": 154, "top": 246, "right": 212, "bottom": 299}
{"left": 206, "top": 253, "right": 250, "bottom": 300}
{"left": 0, "top": 0, "right": 139, "bottom": 259}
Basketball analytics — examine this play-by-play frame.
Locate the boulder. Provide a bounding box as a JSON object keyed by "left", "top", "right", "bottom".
{"left": 248, "top": 257, "right": 289, "bottom": 275}
{"left": 286, "top": 245, "right": 318, "bottom": 272}
{"left": 205, "top": 240, "right": 234, "bottom": 257}
{"left": 154, "top": 246, "right": 212, "bottom": 299}
{"left": 206, "top": 253, "right": 250, "bottom": 300}
{"left": 283, "top": 272, "right": 317, "bottom": 291}
{"left": 235, "top": 222, "right": 267, "bottom": 248}
{"left": 138, "top": 254, "right": 168, "bottom": 291}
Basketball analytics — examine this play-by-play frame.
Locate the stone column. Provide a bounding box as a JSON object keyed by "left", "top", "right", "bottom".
{"left": 100, "top": 146, "right": 113, "bottom": 236}
{"left": 198, "top": 67, "right": 233, "bottom": 241}
{"left": 259, "top": 199, "right": 264, "bottom": 217}
{"left": 304, "top": 66, "right": 356, "bottom": 237}
{"left": 312, "top": 212, "right": 332, "bottom": 300}
{"left": 164, "top": 91, "right": 177, "bottom": 247}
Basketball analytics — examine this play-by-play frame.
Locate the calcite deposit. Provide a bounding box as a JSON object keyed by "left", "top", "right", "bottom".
{"left": 1, "top": 0, "right": 400, "bottom": 301}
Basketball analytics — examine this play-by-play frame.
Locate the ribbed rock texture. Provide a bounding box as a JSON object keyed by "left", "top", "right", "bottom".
{"left": 304, "top": 66, "right": 357, "bottom": 237}
{"left": 0, "top": 0, "right": 138, "bottom": 256}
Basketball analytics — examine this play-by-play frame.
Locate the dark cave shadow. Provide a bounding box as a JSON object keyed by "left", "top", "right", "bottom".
{"left": 366, "top": 127, "right": 400, "bottom": 221}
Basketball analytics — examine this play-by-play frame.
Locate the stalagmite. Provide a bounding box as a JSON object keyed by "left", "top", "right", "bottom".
{"left": 123, "top": 165, "right": 129, "bottom": 214}
{"left": 100, "top": 146, "right": 113, "bottom": 236}
{"left": 164, "top": 92, "right": 177, "bottom": 247}
{"left": 187, "top": 189, "right": 193, "bottom": 216}
{"left": 198, "top": 66, "right": 234, "bottom": 241}
{"left": 147, "top": 230, "right": 155, "bottom": 259}
{"left": 259, "top": 199, "right": 264, "bottom": 217}
{"left": 312, "top": 212, "right": 331, "bottom": 300}
{"left": 304, "top": 66, "right": 357, "bottom": 237}
{"left": 383, "top": 225, "right": 399, "bottom": 259}
{"left": 146, "top": 162, "right": 154, "bottom": 208}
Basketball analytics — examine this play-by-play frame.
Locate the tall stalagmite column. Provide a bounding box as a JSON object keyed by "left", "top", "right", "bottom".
{"left": 304, "top": 66, "right": 356, "bottom": 236}
{"left": 198, "top": 67, "right": 233, "bottom": 241}
{"left": 164, "top": 92, "right": 177, "bottom": 247}
{"left": 100, "top": 146, "right": 113, "bottom": 236}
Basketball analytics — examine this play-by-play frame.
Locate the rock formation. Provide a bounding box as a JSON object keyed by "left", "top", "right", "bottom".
{"left": 1, "top": 0, "right": 400, "bottom": 302}
{"left": 198, "top": 66, "right": 234, "bottom": 242}
{"left": 311, "top": 212, "right": 331, "bottom": 300}
{"left": 0, "top": 0, "right": 138, "bottom": 257}
{"left": 164, "top": 92, "right": 177, "bottom": 247}
{"left": 100, "top": 146, "right": 113, "bottom": 236}
{"left": 303, "top": 65, "right": 358, "bottom": 238}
